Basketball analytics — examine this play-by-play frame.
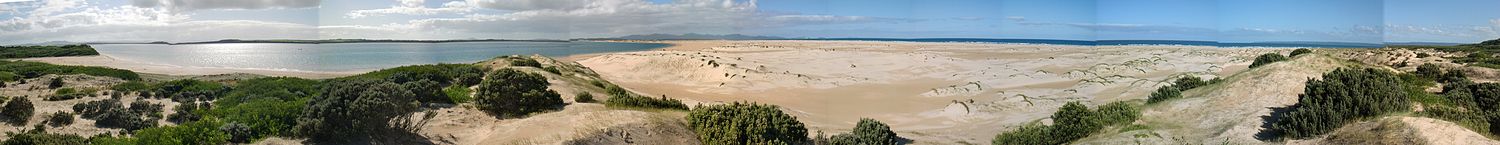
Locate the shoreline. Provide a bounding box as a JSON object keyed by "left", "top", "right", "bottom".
{"left": 19, "top": 55, "right": 361, "bottom": 79}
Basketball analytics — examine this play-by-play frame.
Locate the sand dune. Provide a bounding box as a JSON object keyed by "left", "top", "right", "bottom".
{"left": 575, "top": 40, "right": 1279, "bottom": 144}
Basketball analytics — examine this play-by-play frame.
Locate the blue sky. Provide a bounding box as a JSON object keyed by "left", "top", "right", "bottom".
{"left": 1, "top": 0, "right": 1497, "bottom": 44}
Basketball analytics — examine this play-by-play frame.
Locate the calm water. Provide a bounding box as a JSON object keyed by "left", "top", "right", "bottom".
{"left": 93, "top": 41, "right": 668, "bottom": 72}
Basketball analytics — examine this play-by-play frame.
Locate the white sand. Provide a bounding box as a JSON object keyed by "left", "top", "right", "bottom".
{"left": 574, "top": 40, "right": 1278, "bottom": 144}
{"left": 20, "top": 55, "right": 359, "bottom": 79}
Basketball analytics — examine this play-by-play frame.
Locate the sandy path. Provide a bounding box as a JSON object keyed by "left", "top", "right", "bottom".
{"left": 20, "top": 55, "right": 358, "bottom": 79}
{"left": 574, "top": 40, "right": 1276, "bottom": 144}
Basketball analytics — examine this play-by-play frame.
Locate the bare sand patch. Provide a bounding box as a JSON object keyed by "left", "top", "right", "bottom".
{"left": 575, "top": 40, "right": 1276, "bottom": 144}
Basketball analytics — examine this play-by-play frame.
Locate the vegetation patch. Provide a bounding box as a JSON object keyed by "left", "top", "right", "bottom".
{"left": 0, "top": 60, "right": 139, "bottom": 80}
{"left": 1269, "top": 68, "right": 1411, "bottom": 139}
{"left": 1250, "top": 53, "right": 1290, "bottom": 68}
{"left": 687, "top": 102, "right": 809, "bottom": 145}
{"left": 822, "top": 118, "right": 900, "bottom": 145}
{"left": 992, "top": 101, "right": 1141, "bottom": 145}
{"left": 0, "top": 45, "right": 99, "bottom": 59}
{"left": 601, "top": 83, "right": 688, "bottom": 110}
{"left": 474, "top": 68, "right": 564, "bottom": 118}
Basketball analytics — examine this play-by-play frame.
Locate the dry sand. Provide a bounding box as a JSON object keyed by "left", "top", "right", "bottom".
{"left": 573, "top": 40, "right": 1278, "bottom": 144}
{"left": 20, "top": 55, "right": 358, "bottom": 79}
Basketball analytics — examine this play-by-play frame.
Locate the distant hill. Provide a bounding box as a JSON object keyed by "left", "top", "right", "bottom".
{"left": 593, "top": 33, "right": 787, "bottom": 40}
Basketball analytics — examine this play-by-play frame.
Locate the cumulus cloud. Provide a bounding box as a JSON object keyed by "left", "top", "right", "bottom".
{"left": 0, "top": 2, "right": 316, "bottom": 44}
{"left": 130, "top": 0, "right": 319, "bottom": 11}
{"left": 332, "top": 0, "right": 887, "bottom": 39}
{"left": 347, "top": 0, "right": 474, "bottom": 18}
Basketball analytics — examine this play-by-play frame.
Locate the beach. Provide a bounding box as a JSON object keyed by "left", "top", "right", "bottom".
{"left": 574, "top": 40, "right": 1280, "bottom": 144}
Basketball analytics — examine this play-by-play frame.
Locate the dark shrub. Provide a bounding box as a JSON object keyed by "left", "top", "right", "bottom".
{"left": 132, "top": 118, "right": 230, "bottom": 145}
{"left": 45, "top": 111, "right": 73, "bottom": 127}
{"left": 1050, "top": 102, "right": 1100, "bottom": 141}
{"left": 0, "top": 60, "right": 139, "bottom": 80}
{"left": 1093, "top": 101, "right": 1140, "bottom": 125}
{"left": 456, "top": 73, "right": 482, "bottom": 87}
{"left": 1271, "top": 68, "right": 1411, "bottom": 139}
{"left": 686, "top": 102, "right": 808, "bottom": 145}
{"left": 542, "top": 66, "right": 562, "bottom": 74}
{"left": 1290, "top": 48, "right": 1313, "bottom": 57}
{"left": 602, "top": 85, "right": 688, "bottom": 110}
{"left": 1173, "top": 76, "right": 1208, "bottom": 91}
{"left": 220, "top": 122, "right": 254, "bottom": 143}
{"left": 991, "top": 123, "right": 1055, "bottom": 145}
{"left": 574, "top": 92, "right": 595, "bottom": 103}
{"left": 166, "top": 102, "right": 202, "bottom": 123}
{"left": 0, "top": 129, "right": 88, "bottom": 145}
{"left": 0, "top": 44, "right": 99, "bottom": 59}
{"left": 1416, "top": 63, "right": 1443, "bottom": 79}
{"left": 151, "top": 79, "right": 228, "bottom": 101}
{"left": 1146, "top": 86, "right": 1181, "bottom": 104}
{"left": 47, "top": 77, "right": 63, "bottom": 89}
{"left": 510, "top": 58, "right": 542, "bottom": 68}
{"left": 2, "top": 97, "right": 34, "bottom": 124}
{"left": 827, "top": 118, "right": 898, "bottom": 145}
{"left": 1250, "top": 53, "right": 1290, "bottom": 68}
{"left": 293, "top": 79, "right": 418, "bottom": 142}
{"left": 403, "top": 79, "right": 446, "bottom": 103}
{"left": 474, "top": 68, "right": 563, "bottom": 118}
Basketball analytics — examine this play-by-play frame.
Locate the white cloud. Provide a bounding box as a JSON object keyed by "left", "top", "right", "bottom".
{"left": 130, "top": 0, "right": 319, "bottom": 11}
{"left": 1492, "top": 19, "right": 1499, "bottom": 27}
{"left": 331, "top": 0, "right": 886, "bottom": 39}
{"left": 347, "top": 0, "right": 474, "bottom": 18}
{"left": 0, "top": 4, "right": 315, "bottom": 44}
{"left": 1005, "top": 16, "right": 1025, "bottom": 22}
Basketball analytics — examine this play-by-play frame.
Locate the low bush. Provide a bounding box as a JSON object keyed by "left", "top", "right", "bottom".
{"left": 443, "top": 85, "right": 473, "bottom": 103}
{"left": 991, "top": 101, "right": 1140, "bottom": 145}
{"left": 0, "top": 71, "right": 18, "bottom": 82}
{"left": 542, "top": 66, "right": 562, "bottom": 74}
{"left": 131, "top": 118, "right": 230, "bottom": 145}
{"left": 151, "top": 79, "right": 228, "bottom": 102}
{"left": 73, "top": 99, "right": 157, "bottom": 131}
{"left": 1270, "top": 68, "right": 1411, "bottom": 139}
{"left": 3, "top": 97, "right": 35, "bottom": 124}
{"left": 0, "top": 60, "right": 139, "bottom": 80}
{"left": 827, "top": 118, "right": 899, "bottom": 145}
{"left": 47, "top": 77, "right": 64, "bottom": 89}
{"left": 337, "top": 64, "right": 482, "bottom": 85}
{"left": 687, "top": 102, "right": 808, "bottom": 145}
{"left": 1290, "top": 48, "right": 1313, "bottom": 57}
{"left": 474, "top": 68, "right": 563, "bottom": 117}
{"left": 601, "top": 85, "right": 688, "bottom": 110}
{"left": 45, "top": 111, "right": 73, "bottom": 127}
{"left": 510, "top": 58, "right": 542, "bottom": 68}
{"left": 574, "top": 92, "right": 595, "bottom": 103}
{"left": 1250, "top": 53, "right": 1290, "bottom": 68}
{"left": 1416, "top": 63, "right": 1444, "bottom": 79}
{"left": 293, "top": 79, "right": 418, "bottom": 142}
{"left": 0, "top": 45, "right": 99, "bottom": 59}
{"left": 1146, "top": 86, "right": 1180, "bottom": 104}
{"left": 0, "top": 127, "right": 89, "bottom": 145}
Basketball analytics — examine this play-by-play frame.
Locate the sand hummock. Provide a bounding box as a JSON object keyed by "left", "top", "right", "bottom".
{"left": 574, "top": 40, "right": 1280, "bottom": 144}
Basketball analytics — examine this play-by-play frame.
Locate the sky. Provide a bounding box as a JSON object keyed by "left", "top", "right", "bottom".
{"left": 1, "top": 0, "right": 1497, "bottom": 45}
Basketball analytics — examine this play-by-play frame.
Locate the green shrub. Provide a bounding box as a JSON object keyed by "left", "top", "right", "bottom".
{"left": 602, "top": 85, "right": 688, "bottom": 110}
{"left": 402, "top": 79, "right": 447, "bottom": 103}
{"left": 1093, "top": 102, "right": 1140, "bottom": 125}
{"left": 474, "top": 68, "right": 563, "bottom": 117}
{"left": 1250, "top": 53, "right": 1290, "bottom": 68}
{"left": 574, "top": 92, "right": 595, "bottom": 103}
{"left": 1416, "top": 63, "right": 1443, "bottom": 79}
{"left": 443, "top": 85, "right": 473, "bottom": 103}
{"left": 542, "top": 66, "right": 562, "bottom": 74}
{"left": 131, "top": 118, "right": 230, "bottom": 145}
{"left": 3, "top": 97, "right": 35, "bottom": 124}
{"left": 47, "top": 88, "right": 86, "bottom": 101}
{"left": 47, "top": 77, "right": 64, "bottom": 89}
{"left": 220, "top": 122, "right": 253, "bottom": 143}
{"left": 337, "top": 64, "right": 482, "bottom": 85}
{"left": 0, "top": 60, "right": 139, "bottom": 80}
{"left": 0, "top": 44, "right": 99, "bottom": 59}
{"left": 1290, "top": 48, "right": 1313, "bottom": 57}
{"left": 1271, "top": 68, "right": 1411, "bottom": 139}
{"left": 72, "top": 99, "right": 157, "bottom": 131}
{"left": 152, "top": 79, "right": 228, "bottom": 102}
{"left": 1146, "top": 86, "right": 1181, "bottom": 104}
{"left": 0, "top": 129, "right": 89, "bottom": 145}
{"left": 216, "top": 77, "right": 318, "bottom": 107}
{"left": 111, "top": 81, "right": 150, "bottom": 92}
{"left": 686, "top": 102, "right": 808, "bottom": 145}
{"left": 456, "top": 73, "right": 482, "bottom": 87}
{"left": 827, "top": 118, "right": 899, "bottom": 145}
{"left": 991, "top": 123, "right": 1055, "bottom": 145}
{"left": 510, "top": 58, "right": 542, "bottom": 68}
{"left": 1172, "top": 76, "right": 1208, "bottom": 91}
{"left": 0, "top": 71, "right": 18, "bottom": 82}
{"left": 1051, "top": 102, "right": 1100, "bottom": 141}
{"left": 45, "top": 111, "right": 73, "bottom": 127}
{"left": 209, "top": 98, "right": 303, "bottom": 141}
{"left": 166, "top": 102, "right": 203, "bottom": 123}
{"left": 293, "top": 79, "right": 418, "bottom": 142}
